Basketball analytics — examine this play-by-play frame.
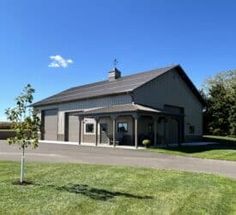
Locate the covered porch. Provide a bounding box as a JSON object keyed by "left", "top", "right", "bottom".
{"left": 74, "top": 103, "right": 184, "bottom": 148}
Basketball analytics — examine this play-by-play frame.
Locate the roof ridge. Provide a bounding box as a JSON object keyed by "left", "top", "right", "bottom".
{"left": 56, "top": 65, "right": 177, "bottom": 95}
{"left": 119, "top": 64, "right": 178, "bottom": 79}
{"left": 33, "top": 65, "right": 178, "bottom": 107}
{"left": 130, "top": 65, "right": 178, "bottom": 91}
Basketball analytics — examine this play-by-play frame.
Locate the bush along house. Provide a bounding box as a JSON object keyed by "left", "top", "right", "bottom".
{"left": 33, "top": 65, "right": 205, "bottom": 148}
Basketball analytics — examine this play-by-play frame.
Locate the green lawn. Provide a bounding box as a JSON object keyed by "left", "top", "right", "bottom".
{"left": 148, "top": 144, "right": 236, "bottom": 161}
{"left": 203, "top": 135, "right": 236, "bottom": 144}
{"left": 147, "top": 135, "right": 236, "bottom": 161}
{"left": 0, "top": 161, "right": 236, "bottom": 215}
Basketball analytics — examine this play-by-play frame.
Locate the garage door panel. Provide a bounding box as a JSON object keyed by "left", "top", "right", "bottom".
{"left": 43, "top": 109, "right": 58, "bottom": 141}
{"left": 66, "top": 113, "right": 79, "bottom": 142}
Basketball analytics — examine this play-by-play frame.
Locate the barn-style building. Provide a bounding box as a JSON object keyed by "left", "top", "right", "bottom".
{"left": 33, "top": 65, "right": 205, "bottom": 148}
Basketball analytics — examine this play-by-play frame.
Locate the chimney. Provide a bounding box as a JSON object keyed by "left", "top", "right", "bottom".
{"left": 108, "top": 67, "right": 121, "bottom": 81}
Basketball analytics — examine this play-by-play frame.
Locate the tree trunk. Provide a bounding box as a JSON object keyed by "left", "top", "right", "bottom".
{"left": 20, "top": 146, "right": 25, "bottom": 183}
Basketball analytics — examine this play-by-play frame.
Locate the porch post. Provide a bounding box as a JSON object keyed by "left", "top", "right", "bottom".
{"left": 164, "top": 117, "right": 168, "bottom": 147}
{"left": 154, "top": 116, "right": 158, "bottom": 147}
{"left": 95, "top": 117, "right": 99, "bottom": 146}
{"left": 177, "top": 116, "right": 183, "bottom": 147}
{"left": 134, "top": 114, "right": 138, "bottom": 149}
{"left": 78, "top": 116, "right": 82, "bottom": 145}
{"left": 111, "top": 115, "right": 117, "bottom": 147}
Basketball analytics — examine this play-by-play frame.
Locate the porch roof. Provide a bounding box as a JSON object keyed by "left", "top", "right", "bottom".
{"left": 75, "top": 103, "right": 165, "bottom": 117}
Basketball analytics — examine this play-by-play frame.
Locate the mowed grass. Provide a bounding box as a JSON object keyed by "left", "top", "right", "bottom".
{"left": 204, "top": 135, "right": 236, "bottom": 144}
{"left": 0, "top": 161, "right": 236, "bottom": 215}
{"left": 148, "top": 144, "right": 236, "bottom": 161}
{"left": 148, "top": 135, "right": 236, "bottom": 161}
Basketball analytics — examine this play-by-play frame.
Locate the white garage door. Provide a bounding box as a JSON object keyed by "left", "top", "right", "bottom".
{"left": 43, "top": 109, "right": 58, "bottom": 141}
{"left": 66, "top": 113, "right": 79, "bottom": 142}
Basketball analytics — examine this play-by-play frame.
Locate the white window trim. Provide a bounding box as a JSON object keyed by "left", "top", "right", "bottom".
{"left": 117, "top": 122, "right": 128, "bottom": 133}
{"left": 84, "top": 118, "right": 96, "bottom": 135}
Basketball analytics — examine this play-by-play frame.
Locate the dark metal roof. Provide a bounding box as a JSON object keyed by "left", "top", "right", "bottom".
{"left": 33, "top": 65, "right": 176, "bottom": 107}
{"left": 33, "top": 64, "right": 205, "bottom": 107}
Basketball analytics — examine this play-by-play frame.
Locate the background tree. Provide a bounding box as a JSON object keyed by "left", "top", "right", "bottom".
{"left": 207, "top": 83, "right": 231, "bottom": 135}
{"left": 202, "top": 70, "right": 236, "bottom": 136}
{"left": 5, "top": 84, "right": 40, "bottom": 184}
{"left": 199, "top": 89, "right": 210, "bottom": 134}
{"left": 228, "top": 84, "right": 236, "bottom": 136}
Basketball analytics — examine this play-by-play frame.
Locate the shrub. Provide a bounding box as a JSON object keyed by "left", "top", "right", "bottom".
{"left": 142, "top": 139, "right": 151, "bottom": 147}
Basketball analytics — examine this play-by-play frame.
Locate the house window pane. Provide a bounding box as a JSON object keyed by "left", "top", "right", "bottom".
{"left": 86, "top": 123, "right": 94, "bottom": 133}
{"left": 117, "top": 122, "right": 128, "bottom": 133}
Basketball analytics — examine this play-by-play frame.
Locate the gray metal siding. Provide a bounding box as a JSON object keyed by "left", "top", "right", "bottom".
{"left": 43, "top": 109, "right": 58, "bottom": 140}
{"left": 166, "top": 118, "right": 179, "bottom": 144}
{"left": 133, "top": 69, "right": 203, "bottom": 137}
{"left": 58, "top": 94, "right": 132, "bottom": 111}
{"left": 36, "top": 94, "right": 132, "bottom": 114}
{"left": 36, "top": 94, "right": 132, "bottom": 139}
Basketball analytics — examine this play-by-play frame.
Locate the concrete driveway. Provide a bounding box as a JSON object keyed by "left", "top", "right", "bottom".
{"left": 0, "top": 140, "right": 236, "bottom": 179}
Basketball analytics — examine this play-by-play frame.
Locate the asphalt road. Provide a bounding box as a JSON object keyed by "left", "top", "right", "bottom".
{"left": 0, "top": 140, "right": 236, "bottom": 179}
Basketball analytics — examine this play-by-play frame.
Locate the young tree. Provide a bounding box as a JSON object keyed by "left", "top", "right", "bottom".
{"left": 5, "top": 84, "right": 40, "bottom": 184}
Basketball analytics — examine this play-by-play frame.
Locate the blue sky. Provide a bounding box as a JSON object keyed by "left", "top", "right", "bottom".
{"left": 1, "top": 0, "right": 236, "bottom": 120}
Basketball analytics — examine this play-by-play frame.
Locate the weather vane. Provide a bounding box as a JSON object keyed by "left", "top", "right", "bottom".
{"left": 113, "top": 58, "right": 118, "bottom": 68}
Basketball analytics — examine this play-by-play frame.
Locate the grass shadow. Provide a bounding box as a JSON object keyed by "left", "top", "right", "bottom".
{"left": 12, "top": 180, "right": 34, "bottom": 186}
{"left": 151, "top": 143, "right": 236, "bottom": 154}
{"left": 54, "top": 184, "right": 153, "bottom": 201}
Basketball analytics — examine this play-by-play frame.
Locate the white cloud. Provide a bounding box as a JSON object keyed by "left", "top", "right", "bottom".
{"left": 48, "top": 55, "right": 73, "bottom": 68}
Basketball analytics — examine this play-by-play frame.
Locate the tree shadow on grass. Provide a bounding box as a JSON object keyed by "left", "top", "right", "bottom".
{"left": 54, "top": 184, "right": 153, "bottom": 201}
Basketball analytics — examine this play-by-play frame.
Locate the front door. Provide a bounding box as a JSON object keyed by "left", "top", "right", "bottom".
{"left": 100, "top": 123, "right": 109, "bottom": 144}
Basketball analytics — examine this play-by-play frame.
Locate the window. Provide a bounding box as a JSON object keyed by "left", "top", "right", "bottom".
{"left": 189, "top": 125, "right": 195, "bottom": 134}
{"left": 117, "top": 122, "right": 128, "bottom": 133}
{"left": 85, "top": 123, "right": 94, "bottom": 134}
{"left": 100, "top": 123, "right": 108, "bottom": 132}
